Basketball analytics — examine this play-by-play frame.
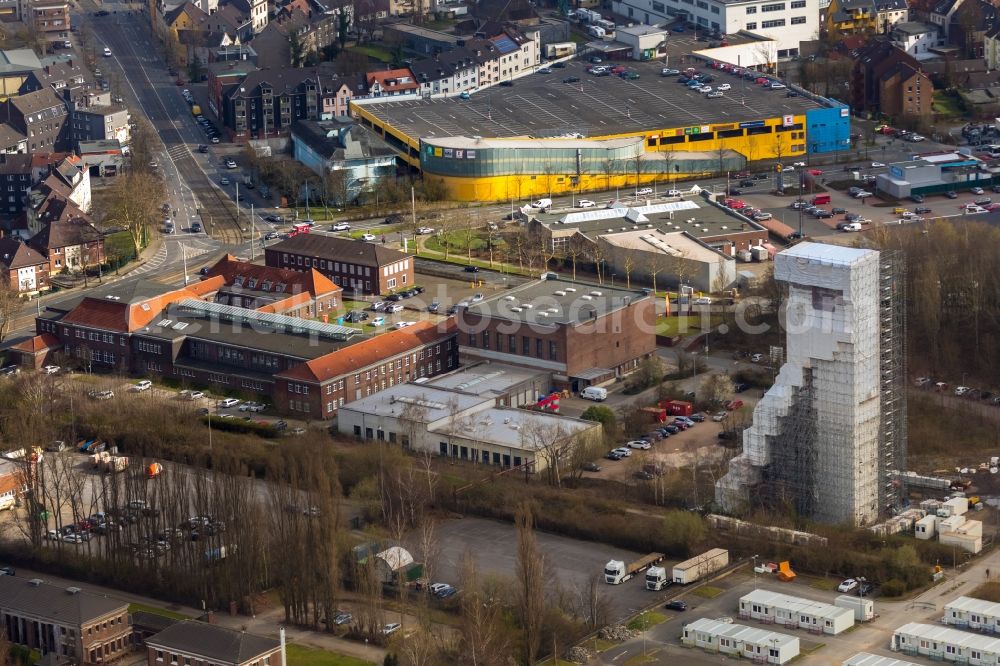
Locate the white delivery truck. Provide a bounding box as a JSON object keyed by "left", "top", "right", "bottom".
{"left": 581, "top": 386, "right": 607, "bottom": 401}
{"left": 605, "top": 552, "right": 665, "bottom": 585}
{"left": 646, "top": 565, "right": 670, "bottom": 590}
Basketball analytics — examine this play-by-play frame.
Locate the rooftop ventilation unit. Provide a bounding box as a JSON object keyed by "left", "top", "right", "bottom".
{"left": 580, "top": 295, "right": 593, "bottom": 300}
{"left": 554, "top": 290, "right": 566, "bottom": 296}
{"left": 590, "top": 290, "right": 603, "bottom": 296}
{"left": 564, "top": 287, "right": 576, "bottom": 292}
{"left": 28, "top": 579, "right": 43, "bottom": 587}
{"left": 510, "top": 307, "right": 522, "bottom": 312}
{"left": 66, "top": 587, "right": 81, "bottom": 595}
{"left": 504, "top": 295, "right": 516, "bottom": 300}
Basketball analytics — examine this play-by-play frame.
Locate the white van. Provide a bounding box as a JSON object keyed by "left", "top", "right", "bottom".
{"left": 841, "top": 222, "right": 862, "bottom": 232}
{"left": 581, "top": 386, "right": 607, "bottom": 401}
{"left": 531, "top": 198, "right": 552, "bottom": 209}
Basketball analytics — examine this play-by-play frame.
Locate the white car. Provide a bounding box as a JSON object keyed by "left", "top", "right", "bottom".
{"left": 95, "top": 390, "right": 114, "bottom": 400}
{"left": 636, "top": 187, "right": 653, "bottom": 196}
{"left": 239, "top": 402, "right": 265, "bottom": 412}
{"left": 416, "top": 226, "right": 434, "bottom": 234}
{"left": 225, "top": 159, "right": 238, "bottom": 169}
{"left": 712, "top": 412, "right": 727, "bottom": 422}
{"left": 697, "top": 85, "right": 712, "bottom": 93}
{"left": 792, "top": 161, "right": 806, "bottom": 167}
{"left": 781, "top": 165, "right": 795, "bottom": 172}
{"left": 371, "top": 316, "right": 386, "bottom": 326}
{"left": 870, "top": 161, "right": 886, "bottom": 168}
{"left": 611, "top": 447, "right": 632, "bottom": 457}
{"left": 470, "top": 293, "right": 484, "bottom": 302}
{"left": 971, "top": 187, "right": 985, "bottom": 195}
{"left": 131, "top": 380, "right": 152, "bottom": 392}
{"left": 955, "top": 386, "right": 971, "bottom": 396}
{"left": 394, "top": 321, "right": 416, "bottom": 329}
{"left": 768, "top": 83, "right": 786, "bottom": 89}
{"left": 854, "top": 191, "right": 873, "bottom": 198}
{"left": 908, "top": 134, "right": 925, "bottom": 142}
{"left": 330, "top": 222, "right": 350, "bottom": 231}
{"left": 717, "top": 83, "right": 731, "bottom": 91}
{"left": 627, "top": 440, "right": 651, "bottom": 450}
{"left": 578, "top": 199, "right": 596, "bottom": 208}
{"left": 361, "top": 233, "right": 376, "bottom": 241}
{"left": 706, "top": 91, "right": 724, "bottom": 98}
{"left": 750, "top": 353, "right": 764, "bottom": 363}
{"left": 218, "top": 398, "right": 240, "bottom": 408}
{"left": 103, "top": 47, "right": 112, "bottom": 57}
{"left": 42, "top": 365, "right": 60, "bottom": 375}
{"left": 837, "top": 578, "right": 858, "bottom": 593}
{"left": 693, "top": 297, "right": 712, "bottom": 305}
{"left": 666, "top": 189, "right": 681, "bottom": 197}
{"left": 386, "top": 304, "right": 404, "bottom": 313}
{"left": 382, "top": 623, "right": 401, "bottom": 636}
{"left": 188, "top": 391, "right": 205, "bottom": 400}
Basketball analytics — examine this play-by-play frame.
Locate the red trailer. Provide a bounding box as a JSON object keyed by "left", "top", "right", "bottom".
{"left": 658, "top": 399, "right": 693, "bottom": 416}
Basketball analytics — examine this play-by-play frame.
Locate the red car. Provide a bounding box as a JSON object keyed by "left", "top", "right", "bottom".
{"left": 611, "top": 65, "right": 625, "bottom": 74}
{"left": 728, "top": 199, "right": 747, "bottom": 209}
{"left": 755, "top": 77, "right": 769, "bottom": 84}
{"left": 724, "top": 399, "right": 745, "bottom": 411}
{"left": 175, "top": 78, "right": 185, "bottom": 86}
{"left": 807, "top": 169, "right": 824, "bottom": 176}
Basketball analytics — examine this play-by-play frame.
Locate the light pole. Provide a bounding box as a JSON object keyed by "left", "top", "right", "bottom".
{"left": 752, "top": 554, "right": 759, "bottom": 589}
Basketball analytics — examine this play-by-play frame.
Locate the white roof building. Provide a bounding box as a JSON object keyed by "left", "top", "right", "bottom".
{"left": 682, "top": 617, "right": 799, "bottom": 664}
{"left": 944, "top": 596, "right": 1000, "bottom": 633}
{"left": 739, "top": 589, "right": 855, "bottom": 635}
{"left": 892, "top": 622, "right": 1000, "bottom": 662}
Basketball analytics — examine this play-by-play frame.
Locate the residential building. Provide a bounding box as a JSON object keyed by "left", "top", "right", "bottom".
{"left": 716, "top": 243, "right": 903, "bottom": 526}
{"left": 273, "top": 319, "right": 459, "bottom": 418}
{"left": 458, "top": 274, "right": 657, "bottom": 391}
{"left": 336, "top": 381, "right": 602, "bottom": 471}
{"left": 824, "top": 0, "right": 907, "bottom": 36}
{"left": 69, "top": 104, "right": 130, "bottom": 144}
{"left": 365, "top": 67, "right": 419, "bottom": 97}
{"left": 986, "top": 24, "right": 1000, "bottom": 70}
{"left": 0, "top": 236, "right": 49, "bottom": 294}
{"left": 290, "top": 119, "right": 396, "bottom": 203}
{"left": 0, "top": 152, "right": 32, "bottom": 215}
{"left": 471, "top": 28, "right": 539, "bottom": 88}
{"left": 850, "top": 40, "right": 931, "bottom": 124}
{"left": 226, "top": 0, "right": 268, "bottom": 33}
{"left": 146, "top": 621, "right": 283, "bottom": 666}
{"left": 202, "top": 253, "right": 342, "bottom": 316}
{"left": 408, "top": 50, "right": 481, "bottom": 97}
{"left": 0, "top": 458, "right": 27, "bottom": 509}
{"left": 946, "top": 0, "right": 996, "bottom": 58}
{"left": 219, "top": 64, "right": 343, "bottom": 141}
{"left": 681, "top": 618, "right": 800, "bottom": 664}
{"left": 609, "top": 0, "right": 818, "bottom": 56}
{"left": 31, "top": 0, "right": 70, "bottom": 43}
{"left": 1, "top": 87, "right": 69, "bottom": 152}
{"left": 77, "top": 139, "right": 124, "bottom": 178}
{"left": 176, "top": 29, "right": 240, "bottom": 67}
{"left": 264, "top": 234, "right": 414, "bottom": 295}
{"left": 27, "top": 197, "right": 104, "bottom": 274}
{"left": 0, "top": 576, "right": 131, "bottom": 664}
{"left": 322, "top": 75, "right": 366, "bottom": 119}
{"left": 253, "top": 8, "right": 340, "bottom": 68}
{"left": 890, "top": 21, "right": 943, "bottom": 58}
{"left": 0, "top": 49, "right": 41, "bottom": 100}
{"left": 0, "top": 122, "right": 27, "bottom": 153}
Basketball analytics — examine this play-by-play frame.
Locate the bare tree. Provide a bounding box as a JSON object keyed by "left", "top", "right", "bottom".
{"left": 622, "top": 253, "right": 636, "bottom": 289}
{"left": 563, "top": 234, "right": 589, "bottom": 280}
{"left": 0, "top": 280, "right": 21, "bottom": 342}
{"left": 103, "top": 171, "right": 165, "bottom": 259}
{"left": 519, "top": 419, "right": 575, "bottom": 488}
{"left": 515, "top": 504, "right": 545, "bottom": 665}
{"left": 643, "top": 252, "right": 666, "bottom": 295}
{"left": 459, "top": 550, "right": 510, "bottom": 665}
{"left": 587, "top": 240, "right": 607, "bottom": 284}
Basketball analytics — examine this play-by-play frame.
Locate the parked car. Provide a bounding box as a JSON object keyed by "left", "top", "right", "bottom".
{"left": 665, "top": 600, "right": 688, "bottom": 611}
{"left": 581, "top": 461, "right": 602, "bottom": 472}
{"left": 331, "top": 222, "right": 350, "bottom": 231}
{"left": 382, "top": 623, "right": 402, "bottom": 635}
{"left": 218, "top": 398, "right": 240, "bottom": 408}
{"left": 837, "top": 578, "right": 859, "bottom": 593}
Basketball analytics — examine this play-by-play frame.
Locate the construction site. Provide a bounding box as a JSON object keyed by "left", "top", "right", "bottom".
{"left": 715, "top": 243, "right": 907, "bottom": 526}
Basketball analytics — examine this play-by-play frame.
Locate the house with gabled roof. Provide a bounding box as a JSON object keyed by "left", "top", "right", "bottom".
{"left": 26, "top": 195, "right": 103, "bottom": 275}
{"left": 146, "top": 621, "right": 283, "bottom": 666}
{"left": 0, "top": 236, "right": 48, "bottom": 293}
{"left": 202, "top": 253, "right": 342, "bottom": 317}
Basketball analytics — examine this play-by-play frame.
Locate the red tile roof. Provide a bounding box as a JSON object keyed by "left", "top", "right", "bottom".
{"left": 204, "top": 255, "right": 340, "bottom": 298}
{"left": 254, "top": 291, "right": 311, "bottom": 314}
{"left": 276, "top": 318, "right": 456, "bottom": 383}
{"left": 61, "top": 281, "right": 225, "bottom": 333}
{"left": 11, "top": 333, "right": 60, "bottom": 353}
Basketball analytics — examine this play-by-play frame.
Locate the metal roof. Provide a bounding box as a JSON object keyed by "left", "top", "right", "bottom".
{"left": 895, "top": 622, "right": 1000, "bottom": 652}
{"left": 946, "top": 596, "right": 1000, "bottom": 618}
{"left": 173, "top": 298, "right": 358, "bottom": 341}
{"left": 685, "top": 618, "right": 798, "bottom": 648}
{"left": 843, "top": 653, "right": 922, "bottom": 666}
{"left": 740, "top": 589, "right": 854, "bottom": 621}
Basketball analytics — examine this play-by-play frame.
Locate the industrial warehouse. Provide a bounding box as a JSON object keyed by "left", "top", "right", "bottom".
{"left": 353, "top": 57, "right": 851, "bottom": 200}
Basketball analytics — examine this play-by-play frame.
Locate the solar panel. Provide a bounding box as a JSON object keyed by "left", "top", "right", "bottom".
{"left": 491, "top": 36, "right": 518, "bottom": 54}
{"left": 173, "top": 299, "right": 359, "bottom": 341}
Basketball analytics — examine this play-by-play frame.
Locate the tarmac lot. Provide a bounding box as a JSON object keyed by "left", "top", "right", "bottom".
{"left": 432, "top": 516, "right": 681, "bottom": 621}
{"left": 364, "top": 58, "right": 823, "bottom": 141}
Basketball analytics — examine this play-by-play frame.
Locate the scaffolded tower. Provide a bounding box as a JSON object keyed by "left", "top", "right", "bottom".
{"left": 716, "top": 242, "right": 903, "bottom": 526}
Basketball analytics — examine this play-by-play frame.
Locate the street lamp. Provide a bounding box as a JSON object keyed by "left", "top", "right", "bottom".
{"left": 752, "top": 554, "right": 759, "bottom": 589}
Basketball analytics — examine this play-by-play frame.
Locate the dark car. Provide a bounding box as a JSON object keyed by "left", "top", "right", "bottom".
{"left": 739, "top": 179, "right": 754, "bottom": 187}
{"left": 197, "top": 144, "right": 208, "bottom": 153}
{"left": 689, "top": 413, "right": 706, "bottom": 422}
{"left": 728, "top": 188, "right": 743, "bottom": 196}
{"left": 815, "top": 210, "right": 833, "bottom": 218}
{"left": 94, "top": 9, "right": 110, "bottom": 15}
{"left": 663, "top": 424, "right": 680, "bottom": 434}
{"left": 551, "top": 61, "right": 566, "bottom": 68}
{"left": 831, "top": 207, "right": 847, "bottom": 214}
{"left": 606, "top": 451, "right": 624, "bottom": 461}
{"left": 344, "top": 310, "right": 368, "bottom": 323}
{"left": 665, "top": 600, "right": 688, "bottom": 611}
{"left": 274, "top": 420, "right": 288, "bottom": 431}
{"left": 634, "top": 470, "right": 655, "bottom": 480}
{"left": 733, "top": 382, "right": 749, "bottom": 393}
{"left": 199, "top": 266, "right": 210, "bottom": 276}
{"left": 945, "top": 191, "right": 958, "bottom": 199}
{"left": 463, "top": 265, "right": 480, "bottom": 273}
{"left": 385, "top": 293, "right": 403, "bottom": 302}
{"left": 384, "top": 213, "right": 402, "bottom": 225}
{"left": 910, "top": 194, "right": 925, "bottom": 203}
{"left": 264, "top": 231, "right": 280, "bottom": 240}
{"left": 718, "top": 430, "right": 737, "bottom": 440}
{"left": 191, "top": 222, "right": 203, "bottom": 233}
{"left": 427, "top": 302, "right": 441, "bottom": 313}
{"left": 563, "top": 76, "right": 581, "bottom": 83}
{"left": 499, "top": 80, "right": 514, "bottom": 87}
{"left": 915, "top": 206, "right": 932, "bottom": 214}
{"left": 581, "top": 461, "right": 602, "bottom": 472}
{"left": 754, "top": 172, "right": 769, "bottom": 180}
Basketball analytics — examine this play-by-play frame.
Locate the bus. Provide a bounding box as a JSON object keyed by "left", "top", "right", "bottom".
{"left": 289, "top": 222, "right": 311, "bottom": 236}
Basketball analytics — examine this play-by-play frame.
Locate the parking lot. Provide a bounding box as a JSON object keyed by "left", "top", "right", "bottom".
{"left": 364, "top": 58, "right": 822, "bottom": 141}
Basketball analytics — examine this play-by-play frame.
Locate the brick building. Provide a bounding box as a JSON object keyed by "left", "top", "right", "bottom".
{"left": 146, "top": 621, "right": 282, "bottom": 666}
{"left": 457, "top": 274, "right": 656, "bottom": 391}
{"left": 850, "top": 40, "right": 932, "bottom": 124}
{"left": 31, "top": 0, "right": 70, "bottom": 42}
{"left": 0, "top": 576, "right": 131, "bottom": 665}
{"left": 202, "top": 254, "right": 342, "bottom": 317}
{"left": 0, "top": 236, "right": 49, "bottom": 293}
{"left": 1, "top": 88, "right": 69, "bottom": 153}
{"left": 273, "top": 319, "right": 459, "bottom": 419}
{"left": 265, "top": 234, "right": 414, "bottom": 296}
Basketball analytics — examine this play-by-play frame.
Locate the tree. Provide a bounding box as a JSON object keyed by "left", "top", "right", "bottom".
{"left": 0, "top": 280, "right": 21, "bottom": 342}
{"left": 580, "top": 405, "right": 616, "bottom": 434}
{"left": 700, "top": 373, "right": 733, "bottom": 409}
{"left": 289, "top": 30, "right": 307, "bottom": 67}
{"left": 458, "top": 550, "right": 510, "bottom": 665}
{"left": 104, "top": 171, "right": 164, "bottom": 259}
{"left": 520, "top": 419, "right": 576, "bottom": 488}
{"left": 563, "top": 234, "right": 589, "bottom": 280}
{"left": 622, "top": 253, "right": 636, "bottom": 289}
{"left": 586, "top": 240, "right": 607, "bottom": 284}
{"left": 643, "top": 252, "right": 666, "bottom": 295}
{"left": 515, "top": 504, "right": 545, "bottom": 666}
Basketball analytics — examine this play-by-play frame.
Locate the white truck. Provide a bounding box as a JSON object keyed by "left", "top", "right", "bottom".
{"left": 605, "top": 552, "right": 665, "bottom": 585}
{"left": 545, "top": 42, "right": 577, "bottom": 59}
{"left": 672, "top": 548, "right": 729, "bottom": 584}
{"left": 645, "top": 565, "right": 670, "bottom": 591}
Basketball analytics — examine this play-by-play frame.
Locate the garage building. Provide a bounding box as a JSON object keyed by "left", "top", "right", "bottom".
{"left": 681, "top": 617, "right": 799, "bottom": 664}
{"left": 739, "top": 589, "right": 855, "bottom": 635}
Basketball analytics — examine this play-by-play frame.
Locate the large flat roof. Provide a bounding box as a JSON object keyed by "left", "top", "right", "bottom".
{"left": 532, "top": 194, "right": 766, "bottom": 241}
{"left": 362, "top": 58, "right": 824, "bottom": 141}
{"left": 338, "top": 383, "right": 485, "bottom": 422}
{"left": 463, "top": 275, "right": 649, "bottom": 326}
{"left": 430, "top": 407, "right": 597, "bottom": 448}
{"left": 425, "top": 362, "right": 547, "bottom": 397}
{"left": 599, "top": 228, "right": 725, "bottom": 263}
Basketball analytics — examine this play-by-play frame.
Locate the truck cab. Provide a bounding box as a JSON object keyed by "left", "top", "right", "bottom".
{"left": 604, "top": 560, "right": 626, "bottom": 584}
{"left": 646, "top": 566, "right": 669, "bottom": 591}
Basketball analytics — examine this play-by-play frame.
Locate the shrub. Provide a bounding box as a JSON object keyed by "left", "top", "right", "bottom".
{"left": 880, "top": 579, "right": 907, "bottom": 597}
{"left": 581, "top": 405, "right": 616, "bottom": 433}
{"left": 200, "top": 416, "right": 278, "bottom": 439}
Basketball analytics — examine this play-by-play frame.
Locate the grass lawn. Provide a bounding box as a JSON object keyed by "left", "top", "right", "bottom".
{"left": 423, "top": 229, "right": 487, "bottom": 254}
{"left": 933, "top": 91, "right": 964, "bottom": 118}
{"left": 285, "top": 644, "right": 374, "bottom": 666}
{"left": 655, "top": 315, "right": 721, "bottom": 337}
{"left": 105, "top": 230, "right": 138, "bottom": 262}
{"left": 810, "top": 578, "right": 841, "bottom": 591}
{"left": 127, "top": 603, "right": 191, "bottom": 621}
{"left": 627, "top": 611, "right": 667, "bottom": 632}
{"left": 349, "top": 44, "right": 393, "bottom": 63}
{"left": 692, "top": 585, "right": 725, "bottom": 599}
